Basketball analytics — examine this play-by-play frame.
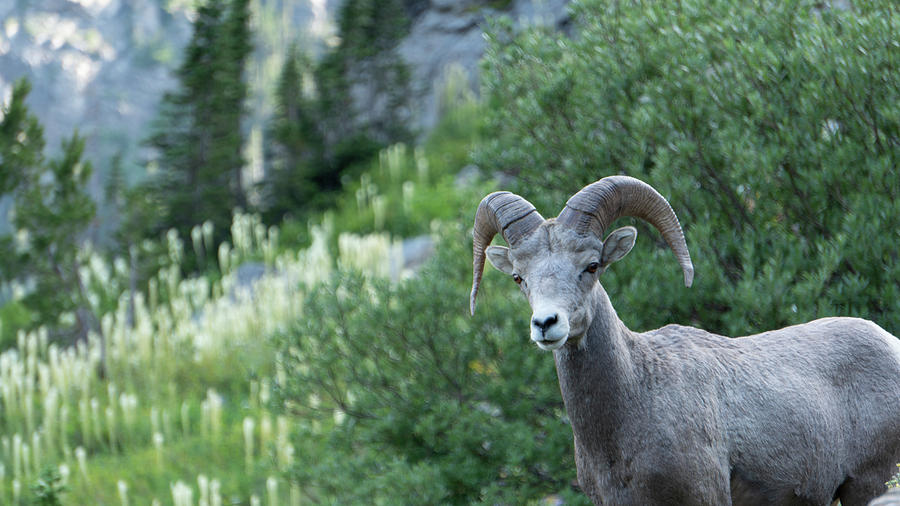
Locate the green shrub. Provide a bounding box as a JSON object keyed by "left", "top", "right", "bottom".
{"left": 275, "top": 226, "right": 589, "bottom": 504}
{"left": 0, "top": 300, "right": 33, "bottom": 350}
{"left": 30, "top": 467, "right": 66, "bottom": 506}
{"left": 478, "top": 0, "right": 900, "bottom": 337}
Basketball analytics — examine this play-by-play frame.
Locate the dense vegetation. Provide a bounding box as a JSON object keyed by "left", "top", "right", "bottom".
{"left": 0, "top": 0, "right": 897, "bottom": 503}
{"left": 478, "top": 0, "right": 900, "bottom": 338}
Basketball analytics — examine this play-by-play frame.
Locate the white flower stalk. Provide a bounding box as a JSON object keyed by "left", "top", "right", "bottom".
{"left": 117, "top": 480, "right": 128, "bottom": 506}
{"left": 259, "top": 413, "right": 272, "bottom": 454}
{"left": 202, "top": 221, "right": 214, "bottom": 259}
{"left": 373, "top": 195, "right": 387, "bottom": 230}
{"left": 192, "top": 226, "right": 204, "bottom": 261}
{"left": 24, "top": 383, "right": 34, "bottom": 436}
{"left": 415, "top": 145, "right": 429, "bottom": 181}
{"left": 243, "top": 417, "right": 255, "bottom": 471}
{"left": 206, "top": 389, "right": 222, "bottom": 440}
{"left": 21, "top": 442, "right": 29, "bottom": 480}
{"left": 41, "top": 387, "right": 58, "bottom": 455}
{"left": 266, "top": 477, "right": 278, "bottom": 506}
{"left": 12, "top": 478, "right": 20, "bottom": 504}
{"left": 197, "top": 474, "right": 209, "bottom": 506}
{"left": 276, "top": 416, "right": 292, "bottom": 469}
{"left": 333, "top": 409, "right": 346, "bottom": 426}
{"left": 259, "top": 379, "right": 270, "bottom": 406}
{"left": 91, "top": 398, "right": 102, "bottom": 446}
{"left": 12, "top": 433, "right": 21, "bottom": 480}
{"left": 75, "top": 446, "right": 88, "bottom": 481}
{"left": 166, "top": 229, "right": 183, "bottom": 266}
{"left": 253, "top": 222, "right": 266, "bottom": 257}
{"left": 210, "top": 479, "right": 222, "bottom": 506}
{"left": 171, "top": 480, "right": 193, "bottom": 506}
{"left": 250, "top": 494, "right": 261, "bottom": 506}
{"left": 153, "top": 432, "right": 164, "bottom": 469}
{"left": 31, "top": 431, "right": 41, "bottom": 475}
{"left": 218, "top": 242, "right": 231, "bottom": 275}
{"left": 119, "top": 393, "right": 137, "bottom": 434}
{"left": 402, "top": 180, "right": 415, "bottom": 213}
{"left": 58, "top": 463, "right": 69, "bottom": 485}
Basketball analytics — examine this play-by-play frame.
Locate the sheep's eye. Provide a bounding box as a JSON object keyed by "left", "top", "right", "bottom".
{"left": 585, "top": 262, "right": 600, "bottom": 274}
{"left": 512, "top": 274, "right": 523, "bottom": 285}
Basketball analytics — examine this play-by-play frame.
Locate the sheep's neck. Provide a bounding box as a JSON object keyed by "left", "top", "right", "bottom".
{"left": 553, "top": 286, "right": 638, "bottom": 462}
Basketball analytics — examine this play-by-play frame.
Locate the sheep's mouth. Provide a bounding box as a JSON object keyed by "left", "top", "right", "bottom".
{"left": 535, "top": 337, "right": 567, "bottom": 351}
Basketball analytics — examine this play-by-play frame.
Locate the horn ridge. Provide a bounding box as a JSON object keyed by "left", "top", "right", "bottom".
{"left": 470, "top": 191, "right": 544, "bottom": 315}
{"left": 557, "top": 175, "right": 694, "bottom": 287}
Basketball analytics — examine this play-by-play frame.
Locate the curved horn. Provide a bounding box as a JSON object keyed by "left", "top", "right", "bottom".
{"left": 470, "top": 191, "right": 544, "bottom": 315}
{"left": 556, "top": 175, "right": 694, "bottom": 287}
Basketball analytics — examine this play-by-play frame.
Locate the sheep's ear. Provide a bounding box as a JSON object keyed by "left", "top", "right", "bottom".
{"left": 485, "top": 245, "right": 514, "bottom": 275}
{"left": 600, "top": 226, "right": 637, "bottom": 270}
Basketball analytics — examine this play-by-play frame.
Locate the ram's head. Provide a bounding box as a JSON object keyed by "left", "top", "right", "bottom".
{"left": 470, "top": 176, "right": 694, "bottom": 350}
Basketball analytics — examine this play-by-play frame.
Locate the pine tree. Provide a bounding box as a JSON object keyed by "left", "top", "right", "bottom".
{"left": 261, "top": 43, "right": 324, "bottom": 221}
{"left": 13, "top": 134, "right": 97, "bottom": 339}
{"left": 144, "top": 0, "right": 253, "bottom": 247}
{"left": 0, "top": 80, "right": 44, "bottom": 195}
{"left": 0, "top": 80, "right": 45, "bottom": 271}
{"left": 312, "top": 0, "right": 411, "bottom": 177}
{"left": 0, "top": 79, "right": 100, "bottom": 346}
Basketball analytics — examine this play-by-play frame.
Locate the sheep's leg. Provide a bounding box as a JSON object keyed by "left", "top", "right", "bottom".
{"left": 835, "top": 473, "right": 889, "bottom": 506}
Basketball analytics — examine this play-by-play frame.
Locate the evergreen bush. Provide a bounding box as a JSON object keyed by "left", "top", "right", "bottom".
{"left": 478, "top": 0, "right": 900, "bottom": 337}
{"left": 275, "top": 227, "right": 589, "bottom": 504}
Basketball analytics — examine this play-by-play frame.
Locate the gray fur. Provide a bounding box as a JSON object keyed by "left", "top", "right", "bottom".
{"left": 484, "top": 220, "right": 900, "bottom": 506}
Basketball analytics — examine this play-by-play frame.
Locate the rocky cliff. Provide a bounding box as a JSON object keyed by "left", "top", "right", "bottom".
{"left": 0, "top": 0, "right": 571, "bottom": 195}
{"left": 398, "top": 0, "right": 571, "bottom": 134}
{"left": 0, "top": 0, "right": 191, "bottom": 182}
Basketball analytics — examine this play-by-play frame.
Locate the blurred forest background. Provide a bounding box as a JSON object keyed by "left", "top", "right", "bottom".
{"left": 0, "top": 0, "right": 898, "bottom": 503}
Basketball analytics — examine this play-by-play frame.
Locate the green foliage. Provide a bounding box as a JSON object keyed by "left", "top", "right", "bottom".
{"left": 12, "top": 134, "right": 97, "bottom": 338}
{"left": 259, "top": 44, "right": 329, "bottom": 222}
{"left": 0, "top": 300, "right": 33, "bottom": 350}
{"left": 143, "top": 0, "right": 253, "bottom": 250}
{"left": 888, "top": 463, "right": 900, "bottom": 489}
{"left": 29, "top": 467, "right": 66, "bottom": 506}
{"left": 0, "top": 79, "right": 45, "bottom": 275}
{"left": 0, "top": 80, "right": 99, "bottom": 340}
{"left": 275, "top": 229, "right": 588, "bottom": 504}
{"left": 478, "top": 0, "right": 900, "bottom": 336}
{"left": 0, "top": 80, "right": 44, "bottom": 195}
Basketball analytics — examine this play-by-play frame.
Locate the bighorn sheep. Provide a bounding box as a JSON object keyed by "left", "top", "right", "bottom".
{"left": 470, "top": 175, "right": 900, "bottom": 506}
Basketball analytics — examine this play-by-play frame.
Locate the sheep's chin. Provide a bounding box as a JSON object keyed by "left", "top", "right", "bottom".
{"left": 534, "top": 336, "right": 567, "bottom": 351}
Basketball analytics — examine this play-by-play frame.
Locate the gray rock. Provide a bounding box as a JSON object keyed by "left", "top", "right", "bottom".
{"left": 454, "top": 164, "right": 481, "bottom": 189}
{"left": 234, "top": 262, "right": 268, "bottom": 293}
{"left": 396, "top": 0, "right": 573, "bottom": 136}
{"left": 401, "top": 235, "right": 434, "bottom": 272}
{"left": 870, "top": 488, "right": 900, "bottom": 506}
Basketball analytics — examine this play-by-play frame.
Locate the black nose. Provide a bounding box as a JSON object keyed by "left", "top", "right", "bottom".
{"left": 532, "top": 314, "right": 558, "bottom": 333}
